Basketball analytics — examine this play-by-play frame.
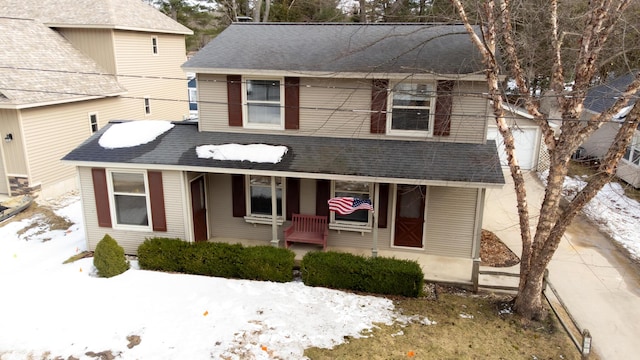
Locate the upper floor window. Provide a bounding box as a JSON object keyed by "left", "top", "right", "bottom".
{"left": 623, "top": 133, "right": 640, "bottom": 166}
{"left": 89, "top": 113, "right": 98, "bottom": 133}
{"left": 151, "top": 36, "right": 159, "bottom": 55}
{"left": 144, "top": 97, "right": 151, "bottom": 115}
{"left": 243, "top": 78, "right": 284, "bottom": 129}
{"left": 387, "top": 82, "right": 435, "bottom": 136}
{"left": 108, "top": 170, "right": 151, "bottom": 229}
{"left": 331, "top": 180, "right": 372, "bottom": 227}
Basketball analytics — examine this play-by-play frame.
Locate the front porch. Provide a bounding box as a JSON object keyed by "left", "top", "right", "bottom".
{"left": 208, "top": 237, "right": 475, "bottom": 285}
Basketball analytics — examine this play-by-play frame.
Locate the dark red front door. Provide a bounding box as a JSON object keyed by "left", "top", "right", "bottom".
{"left": 190, "top": 176, "right": 208, "bottom": 242}
{"left": 393, "top": 185, "right": 425, "bottom": 248}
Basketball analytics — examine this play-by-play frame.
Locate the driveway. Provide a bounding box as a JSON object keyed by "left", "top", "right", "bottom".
{"left": 483, "top": 169, "right": 640, "bottom": 360}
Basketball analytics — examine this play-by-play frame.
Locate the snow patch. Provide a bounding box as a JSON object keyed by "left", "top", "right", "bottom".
{"left": 99, "top": 120, "right": 174, "bottom": 149}
{"left": 196, "top": 144, "right": 288, "bottom": 163}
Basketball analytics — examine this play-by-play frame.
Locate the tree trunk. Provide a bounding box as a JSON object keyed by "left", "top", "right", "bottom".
{"left": 513, "top": 263, "right": 546, "bottom": 319}
{"left": 359, "top": 0, "right": 366, "bottom": 22}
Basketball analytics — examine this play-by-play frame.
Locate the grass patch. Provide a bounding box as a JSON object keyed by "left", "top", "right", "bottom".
{"left": 304, "top": 286, "right": 586, "bottom": 360}
{"left": 568, "top": 160, "right": 640, "bottom": 202}
{"left": 62, "top": 251, "right": 93, "bottom": 264}
{"left": 12, "top": 203, "right": 74, "bottom": 241}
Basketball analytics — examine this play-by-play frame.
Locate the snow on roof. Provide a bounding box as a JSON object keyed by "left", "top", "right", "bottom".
{"left": 99, "top": 121, "right": 174, "bottom": 149}
{"left": 196, "top": 144, "right": 288, "bottom": 164}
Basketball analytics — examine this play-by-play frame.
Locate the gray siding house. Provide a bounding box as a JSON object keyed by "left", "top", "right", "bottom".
{"left": 63, "top": 23, "right": 504, "bottom": 284}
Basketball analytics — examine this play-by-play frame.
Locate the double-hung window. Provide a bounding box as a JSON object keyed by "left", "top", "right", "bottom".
{"left": 151, "top": 36, "right": 158, "bottom": 55}
{"left": 245, "top": 175, "right": 285, "bottom": 224}
{"left": 623, "top": 133, "right": 640, "bottom": 166}
{"left": 108, "top": 171, "right": 151, "bottom": 229}
{"left": 144, "top": 97, "right": 151, "bottom": 115}
{"left": 388, "top": 82, "right": 435, "bottom": 136}
{"left": 89, "top": 113, "right": 98, "bottom": 133}
{"left": 243, "top": 78, "right": 284, "bottom": 129}
{"left": 330, "top": 180, "right": 372, "bottom": 229}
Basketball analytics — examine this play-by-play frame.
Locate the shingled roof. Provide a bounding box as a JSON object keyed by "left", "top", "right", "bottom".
{"left": 1, "top": 0, "right": 192, "bottom": 35}
{"left": 63, "top": 121, "right": 505, "bottom": 187}
{"left": 183, "top": 23, "right": 484, "bottom": 76}
{"left": 584, "top": 71, "right": 639, "bottom": 114}
{"left": 0, "top": 17, "right": 125, "bottom": 108}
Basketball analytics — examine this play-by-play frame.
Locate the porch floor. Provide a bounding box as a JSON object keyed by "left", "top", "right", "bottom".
{"left": 208, "top": 237, "right": 474, "bottom": 285}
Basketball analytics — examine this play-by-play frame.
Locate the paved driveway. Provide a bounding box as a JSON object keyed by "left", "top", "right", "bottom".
{"left": 483, "top": 170, "right": 640, "bottom": 360}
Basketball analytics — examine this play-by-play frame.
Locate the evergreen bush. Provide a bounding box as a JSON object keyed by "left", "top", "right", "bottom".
{"left": 93, "top": 234, "right": 130, "bottom": 278}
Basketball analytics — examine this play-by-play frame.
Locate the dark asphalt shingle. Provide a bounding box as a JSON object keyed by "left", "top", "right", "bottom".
{"left": 63, "top": 121, "right": 505, "bottom": 185}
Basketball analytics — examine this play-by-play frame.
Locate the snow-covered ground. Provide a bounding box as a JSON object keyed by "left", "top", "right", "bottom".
{"left": 0, "top": 197, "right": 421, "bottom": 360}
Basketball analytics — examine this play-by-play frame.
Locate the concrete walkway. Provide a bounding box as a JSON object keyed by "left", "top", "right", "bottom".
{"left": 483, "top": 170, "right": 640, "bottom": 360}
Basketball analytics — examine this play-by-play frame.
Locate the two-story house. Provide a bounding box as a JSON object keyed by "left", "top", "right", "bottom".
{"left": 0, "top": 0, "right": 191, "bottom": 197}
{"left": 63, "top": 23, "right": 504, "bottom": 284}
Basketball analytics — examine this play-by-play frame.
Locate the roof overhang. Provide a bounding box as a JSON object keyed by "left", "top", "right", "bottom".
{"left": 46, "top": 23, "right": 193, "bottom": 35}
{"left": 0, "top": 92, "right": 126, "bottom": 110}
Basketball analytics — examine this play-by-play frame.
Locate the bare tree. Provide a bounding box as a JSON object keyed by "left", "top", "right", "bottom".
{"left": 450, "top": 0, "right": 640, "bottom": 320}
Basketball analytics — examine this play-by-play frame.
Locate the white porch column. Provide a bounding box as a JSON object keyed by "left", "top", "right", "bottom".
{"left": 372, "top": 182, "right": 380, "bottom": 258}
{"left": 270, "top": 175, "right": 279, "bottom": 246}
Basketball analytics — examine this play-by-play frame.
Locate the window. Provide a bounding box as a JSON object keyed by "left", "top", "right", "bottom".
{"left": 246, "top": 175, "right": 284, "bottom": 218}
{"left": 108, "top": 171, "right": 151, "bottom": 229}
{"left": 388, "top": 82, "right": 435, "bottom": 136}
{"left": 151, "top": 36, "right": 158, "bottom": 55}
{"left": 144, "top": 97, "right": 151, "bottom": 115}
{"left": 243, "top": 78, "right": 284, "bottom": 128}
{"left": 188, "top": 87, "right": 198, "bottom": 111}
{"left": 89, "top": 113, "right": 98, "bottom": 133}
{"left": 623, "top": 133, "right": 640, "bottom": 166}
{"left": 331, "top": 180, "right": 372, "bottom": 228}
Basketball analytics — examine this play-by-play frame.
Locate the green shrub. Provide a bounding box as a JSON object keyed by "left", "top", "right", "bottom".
{"left": 301, "top": 251, "right": 424, "bottom": 297}
{"left": 138, "top": 237, "right": 190, "bottom": 272}
{"left": 93, "top": 234, "right": 130, "bottom": 278}
{"left": 182, "top": 242, "right": 244, "bottom": 278}
{"left": 239, "top": 246, "right": 295, "bottom": 282}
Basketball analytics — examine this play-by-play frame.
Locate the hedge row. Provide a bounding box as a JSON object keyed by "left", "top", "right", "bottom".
{"left": 301, "top": 251, "right": 424, "bottom": 297}
{"left": 137, "top": 237, "right": 295, "bottom": 282}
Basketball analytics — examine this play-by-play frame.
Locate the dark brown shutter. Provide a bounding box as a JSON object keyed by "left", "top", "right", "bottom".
{"left": 231, "top": 174, "right": 246, "bottom": 217}
{"left": 371, "top": 79, "right": 388, "bottom": 134}
{"left": 315, "top": 179, "right": 330, "bottom": 218}
{"left": 434, "top": 80, "right": 454, "bottom": 136}
{"left": 91, "top": 168, "right": 112, "bottom": 228}
{"left": 284, "top": 77, "right": 300, "bottom": 130}
{"left": 377, "top": 183, "right": 389, "bottom": 228}
{"left": 227, "top": 75, "right": 242, "bottom": 127}
{"left": 286, "top": 177, "right": 300, "bottom": 220}
{"left": 148, "top": 171, "right": 167, "bottom": 232}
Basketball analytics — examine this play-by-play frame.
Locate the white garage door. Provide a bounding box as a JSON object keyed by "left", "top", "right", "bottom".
{"left": 487, "top": 126, "right": 538, "bottom": 170}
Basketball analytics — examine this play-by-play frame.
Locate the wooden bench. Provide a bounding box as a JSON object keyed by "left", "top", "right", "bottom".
{"left": 284, "top": 213, "right": 328, "bottom": 250}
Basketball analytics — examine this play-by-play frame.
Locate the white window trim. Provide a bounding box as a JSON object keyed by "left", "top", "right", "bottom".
{"left": 151, "top": 36, "right": 159, "bottom": 55}
{"left": 243, "top": 175, "right": 286, "bottom": 225}
{"left": 386, "top": 81, "right": 436, "bottom": 137}
{"left": 329, "top": 180, "right": 373, "bottom": 233}
{"left": 88, "top": 112, "right": 98, "bottom": 133}
{"left": 106, "top": 169, "right": 153, "bottom": 231}
{"left": 622, "top": 132, "right": 640, "bottom": 167}
{"left": 188, "top": 87, "right": 198, "bottom": 104}
{"left": 144, "top": 97, "right": 151, "bottom": 115}
{"left": 242, "top": 76, "right": 285, "bottom": 130}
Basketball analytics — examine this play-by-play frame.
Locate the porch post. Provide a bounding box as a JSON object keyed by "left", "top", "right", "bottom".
{"left": 372, "top": 182, "right": 379, "bottom": 258}
{"left": 270, "top": 176, "right": 279, "bottom": 246}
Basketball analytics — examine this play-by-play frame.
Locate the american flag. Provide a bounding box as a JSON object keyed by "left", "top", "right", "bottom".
{"left": 328, "top": 197, "right": 373, "bottom": 215}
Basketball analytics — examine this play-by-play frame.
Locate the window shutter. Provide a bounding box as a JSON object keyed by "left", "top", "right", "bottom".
{"left": 148, "top": 171, "right": 167, "bottom": 232}
{"left": 434, "top": 80, "right": 454, "bottom": 136}
{"left": 227, "top": 75, "right": 243, "bottom": 127}
{"left": 284, "top": 77, "right": 300, "bottom": 130}
{"left": 286, "top": 178, "right": 300, "bottom": 220}
{"left": 371, "top": 79, "right": 388, "bottom": 134}
{"left": 91, "top": 168, "right": 112, "bottom": 228}
{"left": 377, "top": 183, "right": 389, "bottom": 228}
{"left": 315, "top": 179, "right": 330, "bottom": 218}
{"left": 231, "top": 174, "right": 246, "bottom": 217}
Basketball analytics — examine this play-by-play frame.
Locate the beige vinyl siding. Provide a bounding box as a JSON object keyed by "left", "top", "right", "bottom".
{"left": 425, "top": 186, "right": 478, "bottom": 258}
{"left": 0, "top": 134, "right": 7, "bottom": 194}
{"left": 616, "top": 161, "right": 640, "bottom": 188}
{"left": 197, "top": 77, "right": 489, "bottom": 144}
{"left": 78, "top": 167, "right": 188, "bottom": 254}
{"left": 113, "top": 31, "right": 189, "bottom": 121}
{"left": 57, "top": 28, "right": 117, "bottom": 74}
{"left": 0, "top": 109, "right": 28, "bottom": 175}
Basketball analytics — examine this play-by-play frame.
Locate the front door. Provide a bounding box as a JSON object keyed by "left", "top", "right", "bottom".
{"left": 190, "top": 176, "right": 208, "bottom": 242}
{"left": 393, "top": 185, "right": 425, "bottom": 248}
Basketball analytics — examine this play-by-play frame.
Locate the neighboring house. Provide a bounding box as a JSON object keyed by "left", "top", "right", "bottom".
{"left": 487, "top": 103, "right": 549, "bottom": 171}
{"left": 581, "top": 71, "right": 639, "bottom": 187}
{"left": 63, "top": 23, "right": 504, "bottom": 283}
{"left": 0, "top": 0, "right": 192, "bottom": 197}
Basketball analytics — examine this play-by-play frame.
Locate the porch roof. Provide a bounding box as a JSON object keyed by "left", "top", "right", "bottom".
{"left": 62, "top": 121, "right": 505, "bottom": 187}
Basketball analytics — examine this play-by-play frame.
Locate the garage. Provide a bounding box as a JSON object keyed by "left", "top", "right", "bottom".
{"left": 487, "top": 126, "right": 539, "bottom": 170}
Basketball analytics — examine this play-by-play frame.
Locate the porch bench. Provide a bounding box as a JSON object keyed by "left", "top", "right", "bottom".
{"left": 284, "top": 213, "right": 328, "bottom": 250}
